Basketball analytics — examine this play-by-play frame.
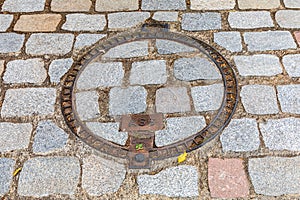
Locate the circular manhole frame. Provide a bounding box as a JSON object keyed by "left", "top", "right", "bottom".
{"left": 61, "top": 27, "right": 238, "bottom": 163}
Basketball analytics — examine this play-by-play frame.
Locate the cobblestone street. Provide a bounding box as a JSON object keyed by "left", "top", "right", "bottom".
{"left": 0, "top": 0, "right": 300, "bottom": 199}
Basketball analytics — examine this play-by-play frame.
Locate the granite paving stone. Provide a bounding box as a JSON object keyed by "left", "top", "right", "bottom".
{"left": 0, "top": 123, "right": 32, "bottom": 152}
{"left": 259, "top": 118, "right": 300, "bottom": 151}
{"left": 14, "top": 14, "right": 61, "bottom": 32}
{"left": 51, "top": 0, "right": 92, "bottom": 12}
{"left": 156, "top": 39, "right": 197, "bottom": 54}
{"left": 0, "top": 158, "right": 15, "bottom": 196}
{"left": 284, "top": 0, "right": 300, "bottom": 8}
{"left": 276, "top": 10, "right": 300, "bottom": 28}
{"left": 234, "top": 54, "right": 282, "bottom": 76}
{"left": 208, "top": 158, "right": 249, "bottom": 198}
{"left": 32, "top": 120, "right": 68, "bottom": 153}
{"left": 130, "top": 60, "right": 167, "bottom": 85}
{"left": 96, "top": 0, "right": 138, "bottom": 11}
{"left": 1, "top": 88, "right": 56, "bottom": 117}
{"left": 277, "top": 85, "right": 300, "bottom": 114}
{"left": 26, "top": 33, "right": 74, "bottom": 55}
{"left": 214, "top": 32, "right": 242, "bottom": 52}
{"left": 190, "top": 0, "right": 235, "bottom": 10}
{"left": 152, "top": 12, "right": 178, "bottom": 21}
{"left": 18, "top": 157, "right": 80, "bottom": 197}
{"left": 221, "top": 118, "right": 260, "bottom": 152}
{"left": 0, "top": 33, "right": 25, "bottom": 53}
{"left": 174, "top": 57, "right": 221, "bottom": 81}
{"left": 109, "top": 86, "right": 147, "bottom": 115}
{"left": 155, "top": 87, "right": 191, "bottom": 113}
{"left": 82, "top": 155, "right": 126, "bottom": 196}
{"left": 229, "top": 11, "right": 273, "bottom": 29}
{"left": 103, "top": 41, "right": 149, "bottom": 58}
{"left": 3, "top": 58, "right": 47, "bottom": 84}
{"left": 86, "top": 122, "right": 128, "bottom": 145}
{"left": 0, "top": 60, "right": 4, "bottom": 76}
{"left": 282, "top": 54, "right": 300, "bottom": 77}
{"left": 240, "top": 85, "right": 279, "bottom": 115}
{"left": 155, "top": 116, "right": 206, "bottom": 147}
{"left": 0, "top": 15, "right": 13, "bottom": 32}
{"left": 75, "top": 91, "right": 100, "bottom": 121}
{"left": 108, "top": 12, "right": 150, "bottom": 29}
{"left": 74, "top": 34, "right": 106, "bottom": 49}
{"left": 182, "top": 13, "right": 222, "bottom": 31}
{"left": 244, "top": 31, "right": 296, "bottom": 51}
{"left": 142, "top": 0, "right": 186, "bottom": 10}
{"left": 76, "top": 62, "right": 124, "bottom": 90}
{"left": 137, "top": 165, "right": 199, "bottom": 197}
{"left": 62, "top": 14, "right": 106, "bottom": 31}
{"left": 48, "top": 58, "right": 74, "bottom": 83}
{"left": 238, "top": 0, "right": 280, "bottom": 9}
{"left": 2, "top": 0, "right": 45, "bottom": 12}
{"left": 249, "top": 157, "right": 300, "bottom": 196}
{"left": 294, "top": 31, "right": 300, "bottom": 46}
{"left": 191, "top": 84, "right": 224, "bottom": 112}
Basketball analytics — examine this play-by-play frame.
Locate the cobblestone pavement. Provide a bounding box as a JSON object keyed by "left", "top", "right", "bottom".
{"left": 0, "top": 0, "right": 300, "bottom": 199}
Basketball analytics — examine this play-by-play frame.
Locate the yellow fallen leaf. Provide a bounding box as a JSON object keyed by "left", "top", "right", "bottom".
{"left": 13, "top": 167, "right": 22, "bottom": 176}
{"left": 177, "top": 151, "right": 187, "bottom": 163}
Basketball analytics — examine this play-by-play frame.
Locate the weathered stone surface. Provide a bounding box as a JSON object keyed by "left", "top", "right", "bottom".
{"left": 33, "top": 121, "right": 68, "bottom": 153}
{"left": 3, "top": 58, "right": 47, "bottom": 84}
{"left": 238, "top": 0, "right": 280, "bottom": 9}
{"left": 0, "top": 123, "right": 32, "bottom": 152}
{"left": 276, "top": 10, "right": 300, "bottom": 28}
{"left": 0, "top": 14, "right": 13, "bottom": 32}
{"left": 0, "top": 33, "right": 25, "bottom": 53}
{"left": 234, "top": 54, "right": 282, "bottom": 76}
{"left": 221, "top": 118, "right": 260, "bottom": 152}
{"left": 284, "top": 0, "right": 300, "bottom": 8}
{"left": 62, "top": 14, "right": 106, "bottom": 31}
{"left": 1, "top": 88, "right": 56, "bottom": 117}
{"left": 74, "top": 34, "right": 106, "bottom": 49}
{"left": 130, "top": 60, "right": 167, "bottom": 85}
{"left": 18, "top": 157, "right": 80, "bottom": 197}
{"left": 96, "top": 0, "right": 138, "bottom": 11}
{"left": 26, "top": 34, "right": 74, "bottom": 55}
{"left": 2, "top": 0, "right": 45, "bottom": 12}
{"left": 76, "top": 62, "right": 124, "bottom": 90}
{"left": 48, "top": 58, "right": 73, "bottom": 83}
{"left": 191, "top": 84, "right": 224, "bottom": 112}
{"left": 182, "top": 13, "right": 221, "bottom": 31}
{"left": 259, "top": 118, "right": 300, "bottom": 151}
{"left": 87, "top": 122, "right": 128, "bottom": 145}
{"left": 0, "top": 158, "right": 15, "bottom": 196}
{"left": 153, "top": 12, "right": 178, "bottom": 21}
{"left": 142, "top": 0, "right": 186, "bottom": 10}
{"left": 14, "top": 14, "right": 61, "bottom": 32}
{"left": 155, "top": 87, "right": 191, "bottom": 113}
{"left": 0, "top": 60, "right": 4, "bottom": 76}
{"left": 277, "top": 85, "right": 300, "bottom": 114}
{"left": 155, "top": 116, "right": 206, "bottom": 147}
{"left": 214, "top": 32, "right": 242, "bottom": 52}
{"left": 138, "top": 165, "right": 199, "bottom": 197}
{"left": 109, "top": 86, "right": 147, "bottom": 115}
{"left": 248, "top": 157, "right": 300, "bottom": 196}
{"left": 174, "top": 57, "right": 221, "bottom": 81}
{"left": 191, "top": 0, "right": 235, "bottom": 10}
{"left": 75, "top": 91, "right": 100, "bottom": 121}
{"left": 208, "top": 158, "right": 249, "bottom": 198}
{"left": 244, "top": 31, "right": 296, "bottom": 51}
{"left": 103, "top": 41, "right": 148, "bottom": 58}
{"left": 108, "top": 12, "right": 150, "bottom": 29}
{"left": 156, "top": 39, "right": 197, "bottom": 54}
{"left": 51, "top": 0, "right": 92, "bottom": 12}
{"left": 282, "top": 54, "right": 300, "bottom": 77}
{"left": 240, "top": 85, "right": 279, "bottom": 115}
{"left": 82, "top": 155, "right": 126, "bottom": 196}
{"left": 229, "top": 11, "right": 273, "bottom": 29}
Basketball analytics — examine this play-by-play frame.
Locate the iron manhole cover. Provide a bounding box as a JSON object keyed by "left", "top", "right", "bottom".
{"left": 61, "top": 26, "right": 238, "bottom": 169}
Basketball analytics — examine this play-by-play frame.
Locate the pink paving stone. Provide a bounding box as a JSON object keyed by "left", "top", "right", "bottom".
{"left": 208, "top": 158, "right": 249, "bottom": 198}
{"left": 294, "top": 31, "right": 300, "bottom": 46}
